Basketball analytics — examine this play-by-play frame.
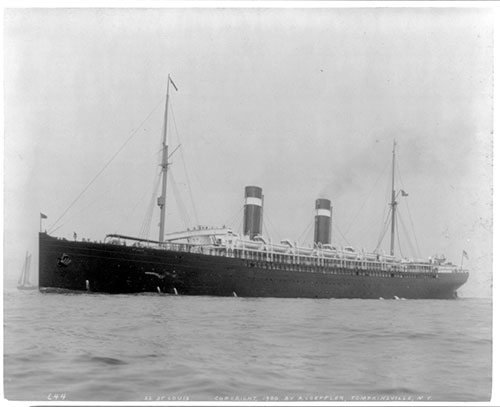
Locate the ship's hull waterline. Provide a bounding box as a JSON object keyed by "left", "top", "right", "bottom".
{"left": 39, "top": 233, "right": 468, "bottom": 299}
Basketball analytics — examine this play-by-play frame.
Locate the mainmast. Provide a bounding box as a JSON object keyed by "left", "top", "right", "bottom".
{"left": 157, "top": 74, "right": 178, "bottom": 244}
{"left": 389, "top": 140, "right": 397, "bottom": 256}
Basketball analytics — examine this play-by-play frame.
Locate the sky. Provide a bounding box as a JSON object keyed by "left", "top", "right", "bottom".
{"left": 3, "top": 7, "right": 494, "bottom": 298}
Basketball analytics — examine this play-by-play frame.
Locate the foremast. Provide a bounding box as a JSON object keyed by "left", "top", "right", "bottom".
{"left": 157, "top": 74, "right": 178, "bottom": 244}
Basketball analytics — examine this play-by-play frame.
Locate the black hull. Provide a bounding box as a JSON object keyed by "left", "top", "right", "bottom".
{"left": 39, "top": 233, "right": 468, "bottom": 299}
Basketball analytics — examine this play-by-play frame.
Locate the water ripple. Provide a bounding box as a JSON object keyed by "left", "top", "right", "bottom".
{"left": 4, "top": 292, "right": 492, "bottom": 401}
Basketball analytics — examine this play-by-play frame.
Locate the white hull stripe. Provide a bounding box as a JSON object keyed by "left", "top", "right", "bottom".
{"left": 245, "top": 197, "right": 263, "bottom": 207}
{"left": 316, "top": 208, "right": 331, "bottom": 217}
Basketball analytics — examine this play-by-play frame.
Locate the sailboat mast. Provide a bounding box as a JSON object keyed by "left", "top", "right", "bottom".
{"left": 18, "top": 252, "right": 27, "bottom": 286}
{"left": 23, "top": 253, "right": 31, "bottom": 286}
{"left": 389, "top": 140, "right": 397, "bottom": 256}
{"left": 158, "top": 76, "right": 172, "bottom": 244}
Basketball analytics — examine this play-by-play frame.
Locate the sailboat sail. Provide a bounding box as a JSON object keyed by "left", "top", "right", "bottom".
{"left": 18, "top": 252, "right": 36, "bottom": 290}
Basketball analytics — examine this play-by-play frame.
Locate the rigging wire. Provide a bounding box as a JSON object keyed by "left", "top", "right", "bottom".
{"left": 263, "top": 211, "right": 282, "bottom": 241}
{"left": 332, "top": 221, "right": 352, "bottom": 247}
{"left": 403, "top": 198, "right": 422, "bottom": 258}
{"left": 373, "top": 158, "right": 394, "bottom": 251}
{"left": 375, "top": 207, "right": 392, "bottom": 251}
{"left": 48, "top": 150, "right": 152, "bottom": 236}
{"left": 296, "top": 217, "right": 314, "bottom": 246}
{"left": 398, "top": 213, "right": 419, "bottom": 259}
{"left": 170, "top": 103, "right": 200, "bottom": 225}
{"left": 344, "top": 160, "right": 391, "bottom": 237}
{"left": 134, "top": 109, "right": 168, "bottom": 241}
{"left": 48, "top": 177, "right": 127, "bottom": 236}
{"left": 263, "top": 222, "right": 272, "bottom": 241}
{"left": 223, "top": 205, "right": 244, "bottom": 232}
{"left": 47, "top": 215, "right": 75, "bottom": 236}
{"left": 47, "top": 97, "right": 166, "bottom": 234}
{"left": 396, "top": 160, "right": 422, "bottom": 258}
{"left": 169, "top": 169, "right": 192, "bottom": 230}
{"left": 333, "top": 223, "right": 350, "bottom": 247}
{"left": 236, "top": 216, "right": 243, "bottom": 238}
{"left": 395, "top": 212, "right": 405, "bottom": 258}
{"left": 135, "top": 141, "right": 163, "bottom": 239}
{"left": 139, "top": 173, "right": 162, "bottom": 240}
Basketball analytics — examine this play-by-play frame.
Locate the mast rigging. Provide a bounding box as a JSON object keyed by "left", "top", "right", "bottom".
{"left": 157, "top": 74, "right": 178, "bottom": 243}
{"left": 390, "top": 140, "right": 397, "bottom": 256}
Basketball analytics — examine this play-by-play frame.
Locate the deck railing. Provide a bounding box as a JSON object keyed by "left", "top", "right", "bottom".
{"left": 140, "top": 241, "right": 463, "bottom": 275}
{"left": 103, "top": 233, "right": 464, "bottom": 276}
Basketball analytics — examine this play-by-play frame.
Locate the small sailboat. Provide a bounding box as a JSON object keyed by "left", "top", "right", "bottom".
{"left": 17, "top": 252, "right": 37, "bottom": 290}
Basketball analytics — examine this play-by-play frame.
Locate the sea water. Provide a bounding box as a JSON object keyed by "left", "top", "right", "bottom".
{"left": 3, "top": 289, "right": 491, "bottom": 402}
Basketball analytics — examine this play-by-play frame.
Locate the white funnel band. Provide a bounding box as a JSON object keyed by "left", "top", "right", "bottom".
{"left": 316, "top": 208, "right": 331, "bottom": 217}
{"left": 245, "top": 197, "right": 263, "bottom": 207}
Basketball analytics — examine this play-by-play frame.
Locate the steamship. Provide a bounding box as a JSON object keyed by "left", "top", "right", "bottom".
{"left": 39, "top": 77, "right": 469, "bottom": 298}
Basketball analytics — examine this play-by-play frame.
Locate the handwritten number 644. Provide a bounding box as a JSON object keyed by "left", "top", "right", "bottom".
{"left": 48, "top": 393, "right": 67, "bottom": 400}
